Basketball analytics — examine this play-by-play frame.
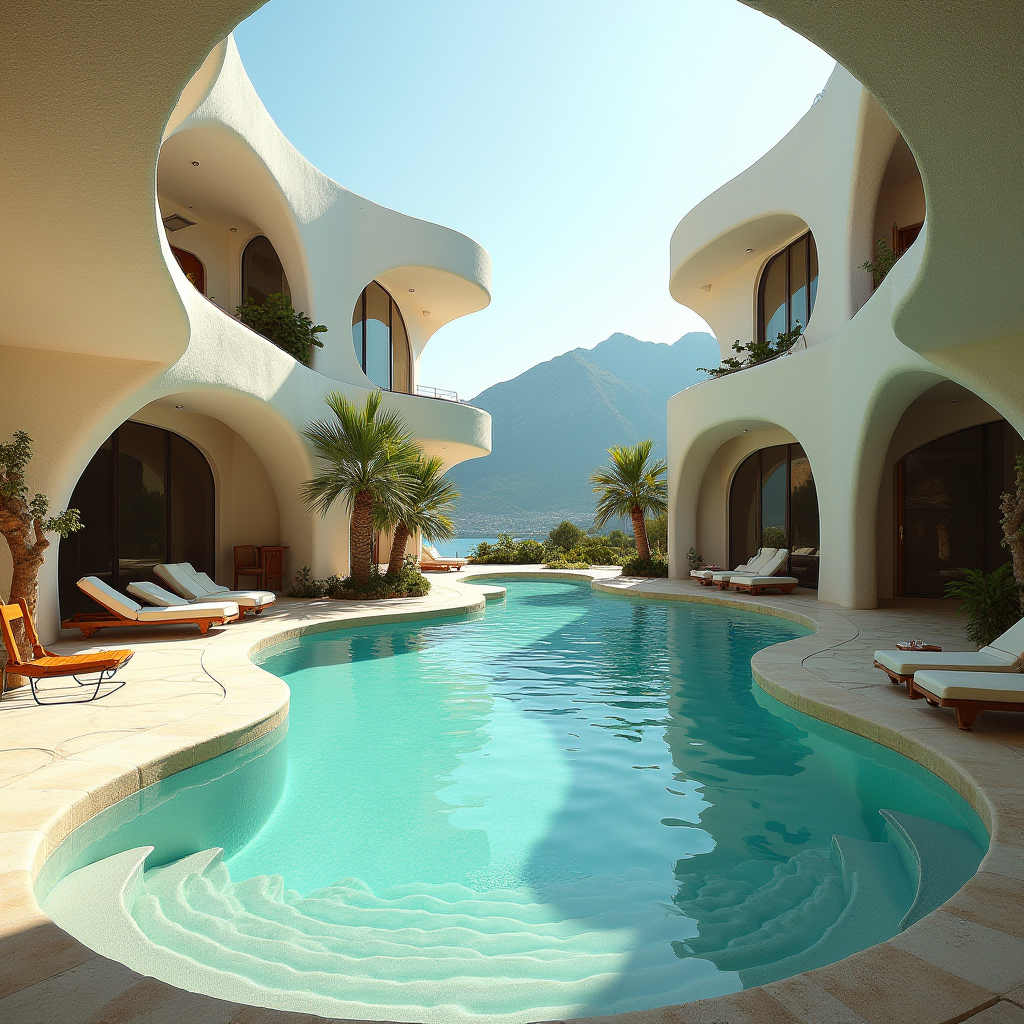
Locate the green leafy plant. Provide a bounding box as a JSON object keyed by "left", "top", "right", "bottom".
{"left": 544, "top": 558, "right": 591, "bottom": 570}
{"left": 549, "top": 520, "right": 585, "bottom": 551}
{"left": 761, "top": 526, "right": 787, "bottom": 548}
{"left": 469, "top": 533, "right": 547, "bottom": 564}
{"left": 999, "top": 452, "right": 1024, "bottom": 610}
{"left": 288, "top": 565, "right": 326, "bottom": 599}
{"left": 301, "top": 391, "right": 422, "bottom": 585}
{"left": 0, "top": 432, "right": 83, "bottom": 658}
{"left": 687, "top": 547, "right": 703, "bottom": 571}
{"left": 698, "top": 325, "right": 804, "bottom": 378}
{"left": 329, "top": 557, "right": 431, "bottom": 600}
{"left": 945, "top": 564, "right": 1023, "bottom": 647}
{"left": 861, "top": 237, "right": 897, "bottom": 286}
{"left": 621, "top": 554, "right": 669, "bottom": 578}
{"left": 236, "top": 293, "right": 327, "bottom": 366}
{"left": 591, "top": 440, "right": 668, "bottom": 561}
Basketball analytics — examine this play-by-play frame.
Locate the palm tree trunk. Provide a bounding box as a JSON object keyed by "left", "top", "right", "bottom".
{"left": 630, "top": 506, "right": 651, "bottom": 561}
{"left": 387, "top": 523, "right": 410, "bottom": 575}
{"left": 349, "top": 491, "right": 374, "bottom": 584}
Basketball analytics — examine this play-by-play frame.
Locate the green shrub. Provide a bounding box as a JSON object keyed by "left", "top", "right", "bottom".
{"left": 686, "top": 547, "right": 703, "bottom": 571}
{"left": 549, "top": 520, "right": 586, "bottom": 551}
{"left": 861, "top": 236, "right": 898, "bottom": 286}
{"left": 288, "top": 565, "right": 325, "bottom": 598}
{"left": 761, "top": 526, "right": 787, "bottom": 548}
{"left": 544, "top": 558, "right": 591, "bottom": 570}
{"left": 470, "top": 533, "right": 547, "bottom": 564}
{"left": 621, "top": 554, "right": 669, "bottom": 578}
{"left": 236, "top": 293, "right": 327, "bottom": 366}
{"left": 289, "top": 558, "right": 429, "bottom": 601}
{"left": 514, "top": 539, "right": 546, "bottom": 563}
{"left": 945, "top": 564, "right": 1022, "bottom": 647}
{"left": 580, "top": 543, "right": 620, "bottom": 565}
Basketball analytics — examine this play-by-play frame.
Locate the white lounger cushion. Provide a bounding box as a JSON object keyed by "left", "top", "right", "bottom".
{"left": 874, "top": 648, "right": 1019, "bottom": 676}
{"left": 730, "top": 549, "right": 790, "bottom": 579}
{"left": 914, "top": 670, "right": 1024, "bottom": 703}
{"left": 78, "top": 577, "right": 143, "bottom": 619}
{"left": 422, "top": 545, "right": 467, "bottom": 564}
{"left": 732, "top": 576, "right": 799, "bottom": 589}
{"left": 79, "top": 576, "right": 237, "bottom": 621}
{"left": 690, "top": 569, "right": 713, "bottom": 580}
{"left": 127, "top": 581, "right": 186, "bottom": 607}
{"left": 136, "top": 601, "right": 238, "bottom": 622}
{"left": 712, "top": 548, "right": 779, "bottom": 582}
{"left": 155, "top": 563, "right": 207, "bottom": 600}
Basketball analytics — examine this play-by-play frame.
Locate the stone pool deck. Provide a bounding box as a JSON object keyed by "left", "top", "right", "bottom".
{"left": 2, "top": 570, "right": 1024, "bottom": 1024}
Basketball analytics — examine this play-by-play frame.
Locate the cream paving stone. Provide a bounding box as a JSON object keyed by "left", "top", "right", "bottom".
{"left": 762, "top": 974, "right": 873, "bottom": 1023}
{"left": 964, "top": 1003, "right": 1024, "bottom": 1023}
{"left": 887, "top": 908, "right": 1024, "bottom": 992}
{"left": 940, "top": 871, "right": 1024, "bottom": 939}
{"left": 0, "top": 830, "right": 46, "bottom": 876}
{"left": 0, "top": 746, "right": 54, "bottom": 785}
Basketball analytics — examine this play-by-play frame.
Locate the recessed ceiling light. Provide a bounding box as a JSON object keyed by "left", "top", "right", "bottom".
{"left": 162, "top": 213, "right": 195, "bottom": 232}
{"left": 742, "top": 429, "right": 748, "bottom": 434}
{"left": 192, "top": 160, "right": 200, "bottom": 167}
{"left": 408, "top": 288, "right": 415, "bottom": 293}
{"left": 174, "top": 404, "right": 184, "bottom": 410}
{"left": 745, "top": 247, "right": 754, "bottom": 253}
{"left": 229, "top": 227, "right": 237, "bottom": 233}
{"left": 423, "top": 310, "right": 431, "bottom": 316}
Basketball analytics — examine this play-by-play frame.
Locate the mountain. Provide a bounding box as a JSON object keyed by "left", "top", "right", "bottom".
{"left": 449, "top": 332, "right": 719, "bottom": 535}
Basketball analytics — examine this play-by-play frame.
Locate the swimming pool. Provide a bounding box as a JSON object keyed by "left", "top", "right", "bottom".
{"left": 43, "top": 579, "right": 986, "bottom": 1023}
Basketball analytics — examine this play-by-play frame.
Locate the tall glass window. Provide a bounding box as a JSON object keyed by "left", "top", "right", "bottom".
{"left": 898, "top": 421, "right": 1023, "bottom": 597}
{"left": 757, "top": 232, "right": 818, "bottom": 343}
{"left": 59, "top": 423, "right": 216, "bottom": 616}
{"left": 728, "top": 443, "right": 820, "bottom": 588}
{"left": 351, "top": 282, "right": 411, "bottom": 392}
{"left": 241, "top": 235, "right": 289, "bottom": 305}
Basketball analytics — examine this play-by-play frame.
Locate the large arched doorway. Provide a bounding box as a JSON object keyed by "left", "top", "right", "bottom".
{"left": 59, "top": 422, "right": 216, "bottom": 616}
{"left": 241, "top": 234, "right": 289, "bottom": 305}
{"left": 729, "top": 443, "right": 820, "bottom": 587}
{"left": 896, "top": 420, "right": 1023, "bottom": 596}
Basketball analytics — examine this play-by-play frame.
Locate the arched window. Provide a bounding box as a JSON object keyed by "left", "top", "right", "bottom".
{"left": 351, "top": 282, "right": 411, "bottom": 392}
{"left": 757, "top": 232, "right": 818, "bottom": 344}
{"left": 897, "top": 421, "right": 1023, "bottom": 596}
{"left": 59, "top": 422, "right": 216, "bottom": 616}
{"left": 729, "top": 443, "right": 819, "bottom": 588}
{"left": 241, "top": 235, "right": 289, "bottom": 305}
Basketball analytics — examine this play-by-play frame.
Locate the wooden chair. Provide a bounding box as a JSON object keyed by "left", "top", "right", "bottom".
{"left": 1, "top": 599, "right": 133, "bottom": 704}
{"left": 234, "top": 545, "right": 267, "bottom": 590}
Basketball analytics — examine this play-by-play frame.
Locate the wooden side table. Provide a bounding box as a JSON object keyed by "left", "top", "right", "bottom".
{"left": 258, "top": 546, "right": 289, "bottom": 592}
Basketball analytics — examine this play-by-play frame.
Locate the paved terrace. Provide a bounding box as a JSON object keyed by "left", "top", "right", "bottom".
{"left": 1, "top": 569, "right": 1024, "bottom": 1024}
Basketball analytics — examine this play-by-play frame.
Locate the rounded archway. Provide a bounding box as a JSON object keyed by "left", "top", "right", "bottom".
{"left": 58, "top": 422, "right": 215, "bottom": 617}
{"left": 756, "top": 232, "right": 819, "bottom": 344}
{"left": 241, "top": 234, "right": 290, "bottom": 305}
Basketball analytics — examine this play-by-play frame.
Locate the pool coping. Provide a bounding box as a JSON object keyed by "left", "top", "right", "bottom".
{"left": 2, "top": 570, "right": 1023, "bottom": 1022}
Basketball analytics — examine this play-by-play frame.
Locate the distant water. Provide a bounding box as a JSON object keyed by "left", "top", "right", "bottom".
{"left": 434, "top": 537, "right": 548, "bottom": 558}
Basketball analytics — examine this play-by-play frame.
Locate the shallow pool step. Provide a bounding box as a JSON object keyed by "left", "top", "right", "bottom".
{"left": 880, "top": 809, "right": 983, "bottom": 929}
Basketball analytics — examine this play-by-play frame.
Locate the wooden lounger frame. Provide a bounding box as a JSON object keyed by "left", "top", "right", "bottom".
{"left": 723, "top": 579, "right": 796, "bottom": 595}
{"left": 874, "top": 661, "right": 914, "bottom": 695}
{"left": 909, "top": 676, "right": 1024, "bottom": 730}
{"left": 420, "top": 562, "right": 465, "bottom": 573}
{"left": 62, "top": 608, "right": 237, "bottom": 640}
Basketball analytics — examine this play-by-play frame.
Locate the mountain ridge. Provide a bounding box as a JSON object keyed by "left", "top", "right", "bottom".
{"left": 449, "top": 332, "right": 718, "bottom": 535}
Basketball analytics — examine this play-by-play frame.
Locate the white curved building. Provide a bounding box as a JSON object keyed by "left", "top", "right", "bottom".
{"left": 667, "top": 46, "right": 1024, "bottom": 610}
{"left": 0, "top": 22, "right": 491, "bottom": 637}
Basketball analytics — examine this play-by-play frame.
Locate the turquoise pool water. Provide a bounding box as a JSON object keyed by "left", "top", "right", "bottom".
{"left": 42, "top": 579, "right": 986, "bottom": 1023}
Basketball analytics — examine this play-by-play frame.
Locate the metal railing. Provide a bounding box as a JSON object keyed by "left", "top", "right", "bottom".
{"left": 415, "top": 384, "right": 460, "bottom": 403}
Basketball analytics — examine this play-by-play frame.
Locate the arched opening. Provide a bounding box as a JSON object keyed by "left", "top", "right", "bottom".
{"left": 896, "top": 420, "right": 1022, "bottom": 597}
{"left": 756, "top": 232, "right": 818, "bottom": 344}
{"left": 170, "top": 245, "right": 206, "bottom": 295}
{"left": 729, "top": 443, "right": 820, "bottom": 587}
{"left": 873, "top": 134, "right": 925, "bottom": 266}
{"left": 58, "top": 422, "right": 216, "bottom": 616}
{"left": 351, "top": 281, "right": 412, "bottom": 392}
{"left": 241, "top": 234, "right": 290, "bottom": 305}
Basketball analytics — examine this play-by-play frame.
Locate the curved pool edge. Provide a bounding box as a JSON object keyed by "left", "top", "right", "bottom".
{"left": 4, "top": 571, "right": 1022, "bottom": 1022}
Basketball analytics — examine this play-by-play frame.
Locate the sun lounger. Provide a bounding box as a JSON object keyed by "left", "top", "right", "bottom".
{"left": 420, "top": 544, "right": 468, "bottom": 573}
{"left": 705, "top": 548, "right": 777, "bottom": 588}
{"left": 910, "top": 670, "right": 1024, "bottom": 730}
{"left": 714, "top": 549, "right": 789, "bottom": 590}
{"left": 2, "top": 598, "right": 133, "bottom": 704}
{"left": 874, "top": 618, "right": 1024, "bottom": 694}
{"left": 62, "top": 577, "right": 239, "bottom": 639}
{"left": 154, "top": 563, "right": 276, "bottom": 614}
{"left": 727, "top": 548, "right": 797, "bottom": 595}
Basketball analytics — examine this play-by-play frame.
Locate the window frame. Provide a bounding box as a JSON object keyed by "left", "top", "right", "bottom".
{"left": 756, "top": 231, "right": 817, "bottom": 344}
{"left": 351, "top": 282, "right": 411, "bottom": 392}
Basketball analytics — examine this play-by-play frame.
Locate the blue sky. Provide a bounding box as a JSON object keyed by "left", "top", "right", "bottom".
{"left": 235, "top": 1, "right": 835, "bottom": 399}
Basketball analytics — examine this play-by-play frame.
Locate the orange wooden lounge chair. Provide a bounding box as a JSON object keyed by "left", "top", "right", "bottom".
{"left": 1, "top": 599, "right": 133, "bottom": 704}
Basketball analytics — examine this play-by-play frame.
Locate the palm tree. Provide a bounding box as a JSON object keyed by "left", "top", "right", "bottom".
{"left": 379, "top": 456, "right": 460, "bottom": 575}
{"left": 301, "top": 390, "right": 422, "bottom": 584}
{"left": 591, "top": 440, "right": 668, "bottom": 561}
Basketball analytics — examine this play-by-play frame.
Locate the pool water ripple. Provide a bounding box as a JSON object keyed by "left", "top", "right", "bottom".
{"left": 44, "top": 579, "right": 986, "bottom": 1023}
